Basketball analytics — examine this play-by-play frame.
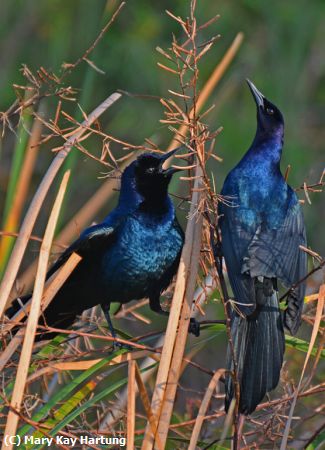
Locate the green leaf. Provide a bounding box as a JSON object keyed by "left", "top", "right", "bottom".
{"left": 18, "top": 347, "right": 129, "bottom": 438}
{"left": 21, "top": 362, "right": 157, "bottom": 450}
{"left": 285, "top": 335, "right": 325, "bottom": 358}
{"left": 22, "top": 380, "right": 96, "bottom": 450}
{"left": 0, "top": 335, "right": 67, "bottom": 413}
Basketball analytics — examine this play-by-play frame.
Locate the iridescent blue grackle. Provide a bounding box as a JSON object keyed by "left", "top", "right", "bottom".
{"left": 219, "top": 80, "right": 307, "bottom": 414}
{"left": 7, "top": 149, "right": 200, "bottom": 341}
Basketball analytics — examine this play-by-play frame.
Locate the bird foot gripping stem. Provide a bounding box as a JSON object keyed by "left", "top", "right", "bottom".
{"left": 101, "top": 303, "right": 133, "bottom": 352}
{"left": 110, "top": 340, "right": 133, "bottom": 353}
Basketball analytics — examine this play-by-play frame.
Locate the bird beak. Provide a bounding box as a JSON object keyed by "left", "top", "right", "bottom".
{"left": 158, "top": 146, "right": 182, "bottom": 164}
{"left": 246, "top": 79, "right": 265, "bottom": 109}
{"left": 158, "top": 146, "right": 184, "bottom": 176}
{"left": 163, "top": 166, "right": 183, "bottom": 177}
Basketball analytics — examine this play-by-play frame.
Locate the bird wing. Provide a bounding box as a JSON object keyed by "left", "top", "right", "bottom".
{"left": 220, "top": 204, "right": 257, "bottom": 316}
{"left": 221, "top": 200, "right": 307, "bottom": 324}
{"left": 245, "top": 203, "right": 307, "bottom": 333}
{"left": 47, "top": 223, "right": 117, "bottom": 279}
{"left": 244, "top": 203, "right": 306, "bottom": 285}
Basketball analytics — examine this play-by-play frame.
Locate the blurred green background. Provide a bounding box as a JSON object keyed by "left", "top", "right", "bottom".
{"left": 0, "top": 1, "right": 324, "bottom": 444}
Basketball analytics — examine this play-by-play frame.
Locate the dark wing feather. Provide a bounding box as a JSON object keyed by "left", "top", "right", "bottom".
{"left": 245, "top": 204, "right": 307, "bottom": 334}
{"left": 245, "top": 204, "right": 306, "bottom": 285}
{"left": 219, "top": 205, "right": 257, "bottom": 316}
{"left": 220, "top": 200, "right": 307, "bottom": 325}
{"left": 47, "top": 223, "right": 116, "bottom": 279}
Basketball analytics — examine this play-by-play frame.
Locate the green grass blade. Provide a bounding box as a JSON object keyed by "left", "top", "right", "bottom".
{"left": 285, "top": 335, "right": 325, "bottom": 358}
{"left": 17, "top": 347, "right": 129, "bottom": 438}
{"left": 21, "top": 362, "right": 157, "bottom": 450}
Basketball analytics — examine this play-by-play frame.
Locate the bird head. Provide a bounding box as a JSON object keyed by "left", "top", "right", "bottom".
{"left": 133, "top": 148, "right": 182, "bottom": 201}
{"left": 246, "top": 79, "right": 284, "bottom": 139}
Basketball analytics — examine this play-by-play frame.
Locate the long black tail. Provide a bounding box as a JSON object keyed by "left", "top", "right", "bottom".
{"left": 5, "top": 293, "right": 80, "bottom": 341}
{"left": 5, "top": 294, "right": 31, "bottom": 320}
{"left": 225, "top": 291, "right": 285, "bottom": 415}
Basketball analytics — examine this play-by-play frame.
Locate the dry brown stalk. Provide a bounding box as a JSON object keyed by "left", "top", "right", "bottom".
{"left": 134, "top": 363, "right": 164, "bottom": 450}
{"left": 15, "top": 172, "right": 125, "bottom": 293}
{"left": 156, "top": 174, "right": 204, "bottom": 447}
{"left": 114, "top": 299, "right": 149, "bottom": 318}
{"left": 142, "top": 162, "right": 204, "bottom": 449}
{"left": 141, "top": 9, "right": 244, "bottom": 448}
{"left": 0, "top": 92, "right": 121, "bottom": 318}
{"left": 26, "top": 350, "right": 154, "bottom": 384}
{"left": 99, "top": 274, "right": 217, "bottom": 432}
{"left": 0, "top": 231, "right": 66, "bottom": 248}
{"left": 188, "top": 368, "right": 225, "bottom": 449}
{"left": 0, "top": 107, "right": 44, "bottom": 265}
{"left": 0, "top": 252, "right": 81, "bottom": 373}
{"left": 22, "top": 324, "right": 161, "bottom": 352}
{"left": 166, "top": 32, "right": 244, "bottom": 152}
{"left": 127, "top": 360, "right": 136, "bottom": 450}
{"left": 60, "top": 2, "right": 126, "bottom": 79}
{"left": 128, "top": 10, "right": 242, "bottom": 449}
{"left": 1, "top": 251, "right": 82, "bottom": 341}
{"left": 2, "top": 170, "right": 70, "bottom": 449}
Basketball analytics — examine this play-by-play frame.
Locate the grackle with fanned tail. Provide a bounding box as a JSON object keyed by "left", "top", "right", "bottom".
{"left": 7, "top": 149, "right": 200, "bottom": 342}
{"left": 219, "top": 80, "right": 307, "bottom": 414}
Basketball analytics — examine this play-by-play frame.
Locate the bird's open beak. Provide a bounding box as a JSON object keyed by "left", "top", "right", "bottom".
{"left": 246, "top": 79, "right": 265, "bottom": 109}
{"left": 158, "top": 146, "right": 184, "bottom": 176}
{"left": 158, "top": 146, "right": 182, "bottom": 164}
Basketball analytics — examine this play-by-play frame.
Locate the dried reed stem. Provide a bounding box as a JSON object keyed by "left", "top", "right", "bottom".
{"left": 2, "top": 170, "right": 70, "bottom": 448}
{"left": 155, "top": 172, "right": 204, "bottom": 447}
{"left": 98, "top": 36, "right": 242, "bottom": 434}
{"left": 0, "top": 252, "right": 81, "bottom": 343}
{"left": 127, "top": 360, "right": 136, "bottom": 450}
{"left": 142, "top": 163, "right": 203, "bottom": 449}
{"left": 27, "top": 351, "right": 153, "bottom": 383}
{"left": 0, "top": 107, "right": 44, "bottom": 269}
{"left": 166, "top": 32, "right": 243, "bottom": 151}
{"left": 134, "top": 363, "right": 164, "bottom": 450}
{"left": 188, "top": 368, "right": 225, "bottom": 449}
{"left": 15, "top": 173, "right": 125, "bottom": 293}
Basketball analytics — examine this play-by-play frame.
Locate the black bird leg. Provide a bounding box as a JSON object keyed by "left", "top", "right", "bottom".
{"left": 149, "top": 294, "right": 200, "bottom": 337}
{"left": 101, "top": 303, "right": 117, "bottom": 338}
{"left": 101, "top": 303, "right": 130, "bottom": 351}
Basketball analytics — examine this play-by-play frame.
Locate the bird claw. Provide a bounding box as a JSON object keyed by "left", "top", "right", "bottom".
{"left": 189, "top": 318, "right": 200, "bottom": 337}
{"left": 110, "top": 340, "right": 133, "bottom": 353}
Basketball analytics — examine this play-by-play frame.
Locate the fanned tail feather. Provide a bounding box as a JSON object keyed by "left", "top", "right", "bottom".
{"left": 225, "top": 292, "right": 285, "bottom": 414}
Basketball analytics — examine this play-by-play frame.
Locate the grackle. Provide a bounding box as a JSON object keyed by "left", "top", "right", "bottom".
{"left": 7, "top": 149, "right": 199, "bottom": 342}
{"left": 219, "top": 80, "right": 307, "bottom": 414}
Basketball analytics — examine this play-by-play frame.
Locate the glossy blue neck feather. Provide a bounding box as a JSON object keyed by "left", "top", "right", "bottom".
{"left": 241, "top": 126, "right": 284, "bottom": 169}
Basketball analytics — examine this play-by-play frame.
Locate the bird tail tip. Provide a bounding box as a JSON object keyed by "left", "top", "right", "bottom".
{"left": 225, "top": 292, "right": 285, "bottom": 415}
